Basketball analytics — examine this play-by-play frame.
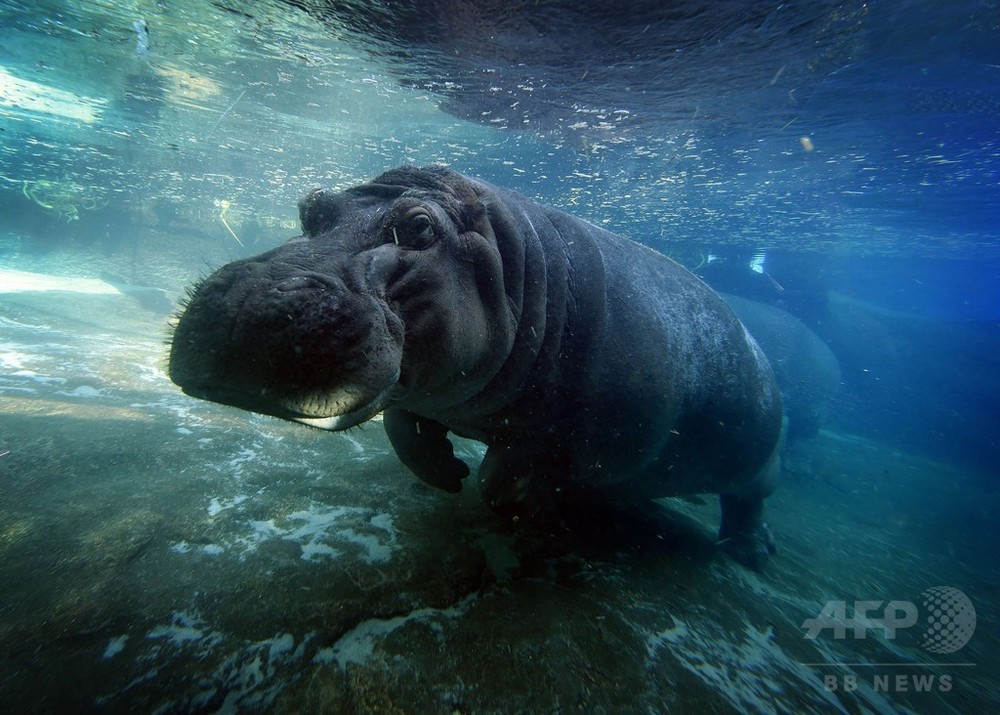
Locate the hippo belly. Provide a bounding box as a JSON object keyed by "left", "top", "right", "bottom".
{"left": 169, "top": 166, "right": 783, "bottom": 568}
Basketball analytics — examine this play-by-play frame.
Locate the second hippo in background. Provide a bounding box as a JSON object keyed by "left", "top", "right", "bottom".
{"left": 722, "top": 293, "right": 842, "bottom": 442}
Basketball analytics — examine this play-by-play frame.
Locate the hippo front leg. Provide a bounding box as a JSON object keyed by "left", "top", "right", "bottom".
{"left": 383, "top": 409, "right": 469, "bottom": 493}
{"left": 718, "top": 494, "right": 776, "bottom": 570}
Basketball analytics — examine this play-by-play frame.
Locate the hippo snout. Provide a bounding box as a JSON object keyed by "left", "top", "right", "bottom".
{"left": 169, "top": 258, "right": 404, "bottom": 430}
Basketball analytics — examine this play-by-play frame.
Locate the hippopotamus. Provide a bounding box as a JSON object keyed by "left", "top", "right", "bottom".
{"left": 721, "top": 293, "right": 841, "bottom": 442}
{"left": 169, "top": 166, "right": 783, "bottom": 568}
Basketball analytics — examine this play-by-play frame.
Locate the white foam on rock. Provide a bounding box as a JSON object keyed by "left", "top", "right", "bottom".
{"left": 61, "top": 385, "right": 101, "bottom": 398}
{"left": 172, "top": 502, "right": 400, "bottom": 566}
{"left": 236, "top": 504, "right": 399, "bottom": 564}
{"left": 645, "top": 614, "right": 854, "bottom": 714}
{"left": 208, "top": 494, "right": 250, "bottom": 517}
{"left": 102, "top": 635, "right": 128, "bottom": 659}
{"left": 113, "top": 613, "right": 310, "bottom": 713}
{"left": 147, "top": 611, "right": 220, "bottom": 650}
{"left": 313, "top": 594, "right": 478, "bottom": 668}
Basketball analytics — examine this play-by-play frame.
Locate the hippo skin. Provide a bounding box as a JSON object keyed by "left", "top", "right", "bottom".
{"left": 169, "top": 166, "right": 783, "bottom": 568}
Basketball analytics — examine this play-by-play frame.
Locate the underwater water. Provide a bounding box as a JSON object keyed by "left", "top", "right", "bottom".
{"left": 1, "top": 0, "right": 998, "bottom": 712}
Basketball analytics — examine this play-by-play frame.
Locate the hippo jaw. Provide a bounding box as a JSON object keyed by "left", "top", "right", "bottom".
{"left": 179, "top": 369, "right": 401, "bottom": 431}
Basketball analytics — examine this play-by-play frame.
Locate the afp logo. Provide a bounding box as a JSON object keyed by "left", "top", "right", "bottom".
{"left": 919, "top": 586, "right": 977, "bottom": 654}
{"left": 801, "top": 586, "right": 976, "bottom": 654}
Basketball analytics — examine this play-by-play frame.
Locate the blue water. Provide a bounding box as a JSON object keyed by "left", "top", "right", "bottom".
{"left": 1, "top": 1, "right": 998, "bottom": 712}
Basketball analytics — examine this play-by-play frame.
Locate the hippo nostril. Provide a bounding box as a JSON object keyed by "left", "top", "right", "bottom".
{"left": 274, "top": 272, "right": 347, "bottom": 293}
{"left": 276, "top": 275, "right": 323, "bottom": 292}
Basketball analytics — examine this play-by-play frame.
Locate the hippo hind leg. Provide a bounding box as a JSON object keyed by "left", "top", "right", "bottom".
{"left": 718, "top": 493, "right": 776, "bottom": 570}
{"left": 480, "top": 443, "right": 572, "bottom": 521}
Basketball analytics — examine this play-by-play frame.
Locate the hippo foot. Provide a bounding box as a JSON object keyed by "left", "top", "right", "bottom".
{"left": 718, "top": 522, "right": 776, "bottom": 571}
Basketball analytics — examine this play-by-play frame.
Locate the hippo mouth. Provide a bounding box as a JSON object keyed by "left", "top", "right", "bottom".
{"left": 290, "top": 373, "right": 400, "bottom": 431}
{"left": 182, "top": 369, "right": 400, "bottom": 431}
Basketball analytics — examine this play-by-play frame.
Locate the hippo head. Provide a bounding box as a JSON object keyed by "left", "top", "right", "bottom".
{"left": 169, "top": 166, "right": 519, "bottom": 430}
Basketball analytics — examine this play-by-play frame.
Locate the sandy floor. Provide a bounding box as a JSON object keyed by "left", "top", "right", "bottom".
{"left": 1, "top": 283, "right": 997, "bottom": 713}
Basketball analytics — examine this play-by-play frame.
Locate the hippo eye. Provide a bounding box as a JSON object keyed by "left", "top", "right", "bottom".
{"left": 396, "top": 207, "right": 435, "bottom": 249}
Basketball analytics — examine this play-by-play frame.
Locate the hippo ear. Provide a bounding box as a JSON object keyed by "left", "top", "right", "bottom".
{"left": 298, "top": 189, "right": 345, "bottom": 236}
